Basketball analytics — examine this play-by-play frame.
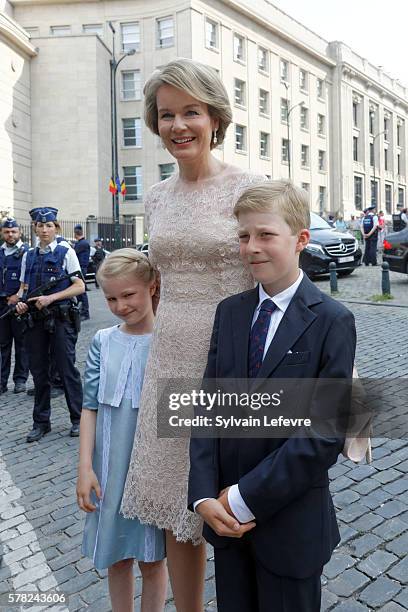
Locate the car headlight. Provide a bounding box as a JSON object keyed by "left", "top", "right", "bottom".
{"left": 305, "top": 243, "right": 324, "bottom": 254}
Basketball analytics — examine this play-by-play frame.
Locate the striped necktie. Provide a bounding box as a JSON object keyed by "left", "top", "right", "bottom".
{"left": 248, "top": 299, "right": 277, "bottom": 378}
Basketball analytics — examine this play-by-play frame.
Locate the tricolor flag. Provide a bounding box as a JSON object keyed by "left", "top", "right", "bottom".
{"left": 115, "top": 176, "right": 122, "bottom": 194}
{"left": 120, "top": 179, "right": 127, "bottom": 195}
{"left": 109, "top": 177, "right": 117, "bottom": 194}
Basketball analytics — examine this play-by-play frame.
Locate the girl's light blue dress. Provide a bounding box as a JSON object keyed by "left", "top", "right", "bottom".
{"left": 81, "top": 325, "right": 165, "bottom": 570}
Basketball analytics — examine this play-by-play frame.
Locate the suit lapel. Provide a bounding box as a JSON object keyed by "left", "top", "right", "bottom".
{"left": 254, "top": 276, "right": 322, "bottom": 384}
{"left": 231, "top": 289, "right": 258, "bottom": 379}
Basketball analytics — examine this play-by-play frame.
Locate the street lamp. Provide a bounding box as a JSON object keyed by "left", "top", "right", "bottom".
{"left": 372, "top": 129, "right": 386, "bottom": 207}
{"left": 283, "top": 82, "right": 304, "bottom": 179}
{"left": 108, "top": 21, "right": 136, "bottom": 248}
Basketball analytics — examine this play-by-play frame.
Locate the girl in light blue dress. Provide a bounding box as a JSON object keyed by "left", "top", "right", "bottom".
{"left": 77, "top": 249, "right": 167, "bottom": 612}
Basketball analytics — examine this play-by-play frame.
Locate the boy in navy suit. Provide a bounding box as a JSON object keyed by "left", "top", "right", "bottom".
{"left": 188, "top": 180, "right": 356, "bottom": 612}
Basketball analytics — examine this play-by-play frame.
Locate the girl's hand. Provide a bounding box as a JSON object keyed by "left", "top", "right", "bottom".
{"left": 76, "top": 469, "right": 102, "bottom": 512}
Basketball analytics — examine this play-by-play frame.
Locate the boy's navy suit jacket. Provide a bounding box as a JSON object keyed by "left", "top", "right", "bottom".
{"left": 188, "top": 274, "right": 356, "bottom": 579}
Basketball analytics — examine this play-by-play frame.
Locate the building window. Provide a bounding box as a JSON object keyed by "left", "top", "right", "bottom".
{"left": 384, "top": 116, "right": 390, "bottom": 141}
{"left": 280, "top": 98, "right": 289, "bottom": 122}
{"left": 259, "top": 132, "right": 270, "bottom": 158}
{"left": 317, "top": 114, "right": 325, "bottom": 136}
{"left": 397, "top": 122, "right": 403, "bottom": 147}
{"left": 258, "top": 47, "right": 269, "bottom": 72}
{"left": 281, "top": 139, "right": 289, "bottom": 162}
{"left": 121, "top": 70, "right": 141, "bottom": 101}
{"left": 233, "top": 34, "right": 245, "bottom": 63}
{"left": 371, "top": 180, "right": 378, "bottom": 207}
{"left": 398, "top": 187, "right": 405, "bottom": 207}
{"left": 235, "top": 125, "right": 246, "bottom": 152}
{"left": 370, "top": 142, "right": 375, "bottom": 167}
{"left": 259, "top": 89, "right": 269, "bottom": 115}
{"left": 369, "top": 111, "right": 375, "bottom": 135}
{"left": 299, "top": 69, "right": 308, "bottom": 92}
{"left": 234, "top": 79, "right": 246, "bottom": 107}
{"left": 300, "top": 106, "right": 309, "bottom": 130}
{"left": 157, "top": 16, "right": 174, "bottom": 48}
{"left": 25, "top": 27, "right": 39, "bottom": 37}
{"left": 385, "top": 183, "right": 392, "bottom": 213}
{"left": 122, "top": 118, "right": 141, "bottom": 147}
{"left": 319, "top": 186, "right": 326, "bottom": 214}
{"left": 205, "top": 19, "right": 218, "bottom": 49}
{"left": 397, "top": 152, "right": 402, "bottom": 174}
{"left": 353, "top": 136, "right": 358, "bottom": 162}
{"left": 352, "top": 102, "right": 358, "bottom": 128}
{"left": 121, "top": 22, "right": 140, "bottom": 52}
{"left": 83, "top": 24, "right": 103, "bottom": 35}
{"left": 50, "top": 25, "right": 71, "bottom": 36}
{"left": 317, "top": 78, "right": 325, "bottom": 99}
{"left": 280, "top": 59, "right": 289, "bottom": 82}
{"left": 318, "top": 150, "right": 326, "bottom": 171}
{"left": 354, "top": 176, "right": 363, "bottom": 211}
{"left": 159, "top": 163, "right": 175, "bottom": 181}
{"left": 301, "top": 144, "right": 309, "bottom": 168}
{"left": 384, "top": 148, "right": 389, "bottom": 171}
{"left": 123, "top": 166, "right": 142, "bottom": 201}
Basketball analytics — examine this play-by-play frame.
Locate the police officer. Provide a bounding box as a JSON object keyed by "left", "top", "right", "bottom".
{"left": 92, "top": 238, "right": 106, "bottom": 288}
{"left": 0, "top": 218, "right": 29, "bottom": 394}
{"left": 73, "top": 224, "right": 90, "bottom": 320}
{"left": 361, "top": 206, "right": 379, "bottom": 266}
{"left": 16, "top": 208, "right": 85, "bottom": 442}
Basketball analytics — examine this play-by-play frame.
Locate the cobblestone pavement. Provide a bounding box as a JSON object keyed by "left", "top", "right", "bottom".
{"left": 0, "top": 274, "right": 407, "bottom": 611}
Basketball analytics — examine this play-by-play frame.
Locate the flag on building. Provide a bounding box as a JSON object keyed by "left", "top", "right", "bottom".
{"left": 109, "top": 177, "right": 117, "bottom": 194}
{"left": 120, "top": 179, "right": 127, "bottom": 195}
{"left": 115, "top": 176, "right": 122, "bottom": 194}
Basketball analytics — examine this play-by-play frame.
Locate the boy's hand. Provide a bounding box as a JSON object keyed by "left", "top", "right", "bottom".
{"left": 217, "top": 486, "right": 234, "bottom": 517}
{"left": 196, "top": 499, "right": 256, "bottom": 538}
{"left": 76, "top": 469, "right": 102, "bottom": 512}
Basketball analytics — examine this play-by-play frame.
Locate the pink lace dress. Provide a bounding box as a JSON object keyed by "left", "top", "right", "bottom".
{"left": 121, "top": 166, "right": 265, "bottom": 543}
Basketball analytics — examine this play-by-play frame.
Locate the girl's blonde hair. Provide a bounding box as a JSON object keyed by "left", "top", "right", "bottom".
{"left": 144, "top": 58, "right": 232, "bottom": 149}
{"left": 96, "top": 248, "right": 156, "bottom": 285}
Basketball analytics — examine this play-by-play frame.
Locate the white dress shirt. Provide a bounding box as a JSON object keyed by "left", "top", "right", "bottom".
{"left": 194, "top": 271, "right": 304, "bottom": 523}
{"left": 1, "top": 239, "right": 23, "bottom": 257}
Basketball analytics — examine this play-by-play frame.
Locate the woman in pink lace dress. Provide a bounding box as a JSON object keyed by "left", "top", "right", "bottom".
{"left": 121, "top": 58, "right": 264, "bottom": 610}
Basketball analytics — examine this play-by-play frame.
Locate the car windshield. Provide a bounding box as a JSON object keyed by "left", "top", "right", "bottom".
{"left": 310, "top": 212, "right": 332, "bottom": 230}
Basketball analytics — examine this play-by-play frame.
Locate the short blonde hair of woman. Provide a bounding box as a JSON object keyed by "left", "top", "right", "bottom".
{"left": 144, "top": 58, "right": 232, "bottom": 149}
{"left": 96, "top": 248, "right": 156, "bottom": 286}
{"left": 234, "top": 180, "right": 311, "bottom": 235}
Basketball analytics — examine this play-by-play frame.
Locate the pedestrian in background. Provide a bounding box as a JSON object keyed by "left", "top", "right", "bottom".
{"left": 335, "top": 215, "right": 347, "bottom": 232}
{"left": 77, "top": 249, "right": 167, "bottom": 612}
{"left": 0, "top": 218, "right": 29, "bottom": 394}
{"left": 92, "top": 238, "right": 106, "bottom": 289}
{"left": 377, "top": 210, "right": 386, "bottom": 251}
{"left": 74, "top": 225, "right": 91, "bottom": 320}
{"left": 361, "top": 206, "right": 379, "bottom": 266}
{"left": 16, "top": 207, "right": 85, "bottom": 442}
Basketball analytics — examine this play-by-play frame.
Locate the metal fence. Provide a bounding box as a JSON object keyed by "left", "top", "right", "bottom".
{"left": 18, "top": 216, "right": 138, "bottom": 250}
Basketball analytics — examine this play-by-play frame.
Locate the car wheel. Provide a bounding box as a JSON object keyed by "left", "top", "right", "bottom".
{"left": 337, "top": 269, "right": 354, "bottom": 277}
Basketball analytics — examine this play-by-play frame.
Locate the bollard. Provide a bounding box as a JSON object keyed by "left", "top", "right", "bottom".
{"left": 382, "top": 261, "right": 391, "bottom": 295}
{"left": 329, "top": 261, "right": 338, "bottom": 293}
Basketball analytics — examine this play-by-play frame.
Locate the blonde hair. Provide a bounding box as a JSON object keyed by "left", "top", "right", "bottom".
{"left": 97, "top": 248, "right": 156, "bottom": 285}
{"left": 234, "top": 180, "right": 310, "bottom": 234}
{"left": 144, "top": 58, "right": 232, "bottom": 149}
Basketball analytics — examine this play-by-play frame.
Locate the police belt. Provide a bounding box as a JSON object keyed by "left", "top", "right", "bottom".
{"left": 30, "top": 302, "right": 75, "bottom": 322}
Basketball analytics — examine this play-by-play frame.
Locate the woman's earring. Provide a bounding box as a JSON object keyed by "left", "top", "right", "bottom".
{"left": 213, "top": 130, "right": 218, "bottom": 145}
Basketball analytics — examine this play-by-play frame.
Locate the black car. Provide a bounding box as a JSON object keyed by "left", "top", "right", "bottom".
{"left": 382, "top": 228, "right": 408, "bottom": 274}
{"left": 300, "top": 212, "right": 362, "bottom": 279}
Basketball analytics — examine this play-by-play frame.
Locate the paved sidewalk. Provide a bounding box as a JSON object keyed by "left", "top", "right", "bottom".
{"left": 0, "top": 285, "right": 407, "bottom": 611}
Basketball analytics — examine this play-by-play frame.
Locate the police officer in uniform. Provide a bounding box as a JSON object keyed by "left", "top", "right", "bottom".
{"left": 92, "top": 237, "right": 106, "bottom": 288}
{"left": 16, "top": 208, "right": 85, "bottom": 442}
{"left": 361, "top": 206, "right": 379, "bottom": 266}
{"left": 73, "top": 224, "right": 90, "bottom": 320}
{"left": 0, "top": 218, "right": 29, "bottom": 394}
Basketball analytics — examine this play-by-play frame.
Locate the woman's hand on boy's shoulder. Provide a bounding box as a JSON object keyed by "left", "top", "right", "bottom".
{"left": 76, "top": 469, "right": 102, "bottom": 513}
